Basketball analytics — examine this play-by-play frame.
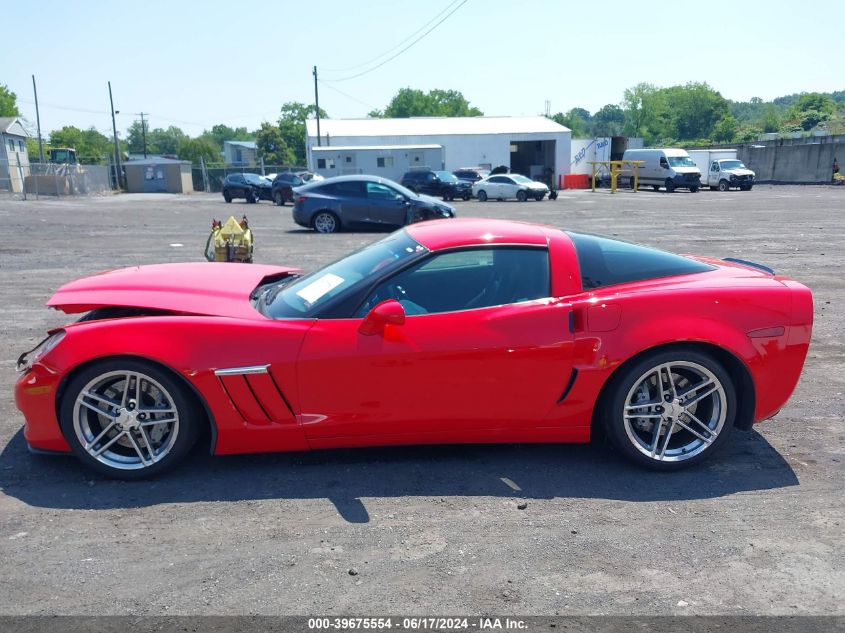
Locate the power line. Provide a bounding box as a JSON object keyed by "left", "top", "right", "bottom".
{"left": 317, "top": 80, "right": 380, "bottom": 112}
{"left": 320, "top": 0, "right": 463, "bottom": 74}
{"left": 321, "top": 0, "right": 469, "bottom": 82}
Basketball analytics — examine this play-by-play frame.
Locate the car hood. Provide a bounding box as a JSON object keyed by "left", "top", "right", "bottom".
{"left": 724, "top": 168, "right": 755, "bottom": 177}
{"left": 524, "top": 182, "right": 549, "bottom": 190}
{"left": 47, "top": 262, "right": 301, "bottom": 320}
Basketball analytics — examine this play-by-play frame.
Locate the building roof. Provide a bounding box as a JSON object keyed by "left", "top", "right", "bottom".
{"left": 224, "top": 140, "right": 257, "bottom": 149}
{"left": 311, "top": 144, "right": 443, "bottom": 151}
{"left": 306, "top": 116, "right": 570, "bottom": 138}
{"left": 124, "top": 157, "right": 190, "bottom": 166}
{"left": 0, "top": 117, "right": 29, "bottom": 137}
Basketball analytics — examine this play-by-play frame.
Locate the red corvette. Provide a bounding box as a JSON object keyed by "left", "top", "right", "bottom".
{"left": 15, "top": 219, "right": 812, "bottom": 478}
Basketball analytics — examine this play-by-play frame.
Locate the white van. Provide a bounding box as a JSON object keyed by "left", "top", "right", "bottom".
{"left": 622, "top": 148, "right": 702, "bottom": 192}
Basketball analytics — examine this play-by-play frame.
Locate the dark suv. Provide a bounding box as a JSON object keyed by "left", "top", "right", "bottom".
{"left": 222, "top": 173, "right": 273, "bottom": 203}
{"left": 452, "top": 168, "right": 490, "bottom": 183}
{"left": 271, "top": 172, "right": 306, "bottom": 206}
{"left": 400, "top": 170, "right": 472, "bottom": 201}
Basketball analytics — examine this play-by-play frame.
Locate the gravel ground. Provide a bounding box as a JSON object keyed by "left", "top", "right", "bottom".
{"left": 0, "top": 185, "right": 842, "bottom": 616}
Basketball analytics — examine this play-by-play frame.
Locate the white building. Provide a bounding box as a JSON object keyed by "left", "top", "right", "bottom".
{"left": 223, "top": 140, "right": 256, "bottom": 166}
{"left": 311, "top": 144, "right": 444, "bottom": 182}
{"left": 305, "top": 116, "right": 571, "bottom": 185}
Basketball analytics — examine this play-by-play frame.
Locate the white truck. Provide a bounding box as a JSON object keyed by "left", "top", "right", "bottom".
{"left": 688, "top": 149, "right": 755, "bottom": 191}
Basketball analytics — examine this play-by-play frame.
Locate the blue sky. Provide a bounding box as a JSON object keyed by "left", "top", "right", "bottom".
{"left": 1, "top": 0, "right": 840, "bottom": 138}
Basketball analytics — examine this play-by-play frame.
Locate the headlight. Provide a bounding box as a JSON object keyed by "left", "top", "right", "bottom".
{"left": 16, "top": 330, "right": 65, "bottom": 373}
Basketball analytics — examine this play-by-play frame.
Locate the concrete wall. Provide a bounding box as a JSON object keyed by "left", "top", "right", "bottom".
{"left": 739, "top": 142, "right": 844, "bottom": 183}
{"left": 307, "top": 132, "right": 571, "bottom": 183}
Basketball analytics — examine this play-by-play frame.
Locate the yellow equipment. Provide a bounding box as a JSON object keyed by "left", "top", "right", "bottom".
{"left": 587, "top": 160, "right": 645, "bottom": 193}
{"left": 205, "top": 215, "right": 254, "bottom": 263}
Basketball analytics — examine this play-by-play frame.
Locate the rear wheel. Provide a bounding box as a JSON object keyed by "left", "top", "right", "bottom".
{"left": 652, "top": 185, "right": 660, "bottom": 191}
{"left": 516, "top": 190, "right": 527, "bottom": 202}
{"left": 274, "top": 190, "right": 285, "bottom": 206}
{"left": 463, "top": 193, "right": 471, "bottom": 201}
{"left": 690, "top": 186, "right": 699, "bottom": 193}
{"left": 603, "top": 348, "right": 736, "bottom": 470}
{"left": 718, "top": 180, "right": 730, "bottom": 192}
{"left": 59, "top": 358, "right": 199, "bottom": 479}
{"left": 477, "top": 190, "right": 488, "bottom": 202}
{"left": 223, "top": 192, "right": 232, "bottom": 203}
{"left": 665, "top": 179, "right": 676, "bottom": 193}
{"left": 313, "top": 211, "right": 340, "bottom": 234}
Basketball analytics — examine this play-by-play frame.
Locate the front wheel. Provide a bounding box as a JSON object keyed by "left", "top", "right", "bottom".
{"left": 313, "top": 211, "right": 340, "bottom": 234}
{"left": 664, "top": 179, "right": 676, "bottom": 193}
{"left": 534, "top": 192, "right": 545, "bottom": 201}
{"left": 652, "top": 185, "right": 660, "bottom": 192}
{"left": 718, "top": 180, "right": 730, "bottom": 192}
{"left": 603, "top": 349, "right": 736, "bottom": 470}
{"left": 274, "top": 190, "right": 285, "bottom": 206}
{"left": 223, "top": 192, "right": 232, "bottom": 203}
{"left": 690, "top": 186, "right": 699, "bottom": 193}
{"left": 516, "top": 190, "right": 527, "bottom": 202}
{"left": 740, "top": 184, "right": 753, "bottom": 191}
{"left": 463, "top": 193, "right": 471, "bottom": 201}
{"left": 477, "top": 190, "right": 488, "bottom": 202}
{"left": 59, "top": 358, "right": 199, "bottom": 479}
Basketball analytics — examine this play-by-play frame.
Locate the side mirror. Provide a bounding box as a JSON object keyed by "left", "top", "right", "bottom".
{"left": 359, "top": 299, "right": 406, "bottom": 336}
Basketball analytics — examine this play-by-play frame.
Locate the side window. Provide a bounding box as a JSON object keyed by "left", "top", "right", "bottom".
{"left": 711, "top": 161, "right": 719, "bottom": 172}
{"left": 356, "top": 247, "right": 550, "bottom": 317}
{"left": 659, "top": 157, "right": 669, "bottom": 168}
{"left": 366, "top": 182, "right": 400, "bottom": 200}
{"left": 329, "top": 181, "right": 366, "bottom": 198}
{"left": 425, "top": 173, "right": 435, "bottom": 182}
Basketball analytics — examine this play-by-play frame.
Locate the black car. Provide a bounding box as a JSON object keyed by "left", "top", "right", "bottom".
{"left": 292, "top": 175, "right": 456, "bottom": 234}
{"left": 400, "top": 170, "right": 472, "bottom": 201}
{"left": 452, "top": 168, "right": 490, "bottom": 183}
{"left": 222, "top": 173, "right": 273, "bottom": 203}
{"left": 271, "top": 172, "right": 307, "bottom": 206}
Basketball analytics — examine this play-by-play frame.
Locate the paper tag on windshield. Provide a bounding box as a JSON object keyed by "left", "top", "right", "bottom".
{"left": 295, "top": 273, "right": 344, "bottom": 306}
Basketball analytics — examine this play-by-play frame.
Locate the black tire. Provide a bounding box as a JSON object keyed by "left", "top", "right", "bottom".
{"left": 602, "top": 347, "right": 736, "bottom": 471}
{"left": 312, "top": 211, "right": 340, "bottom": 234}
{"left": 652, "top": 185, "right": 660, "bottom": 191}
{"left": 477, "top": 190, "right": 488, "bottom": 202}
{"left": 690, "top": 186, "right": 699, "bottom": 193}
{"left": 516, "top": 190, "right": 527, "bottom": 202}
{"left": 718, "top": 180, "right": 730, "bottom": 192}
{"left": 740, "top": 184, "right": 753, "bottom": 191}
{"left": 665, "top": 179, "right": 676, "bottom": 193}
{"left": 463, "top": 193, "right": 471, "bottom": 201}
{"left": 274, "top": 191, "right": 285, "bottom": 206}
{"left": 534, "top": 192, "right": 544, "bottom": 201}
{"left": 223, "top": 192, "right": 232, "bottom": 203}
{"left": 59, "top": 358, "right": 199, "bottom": 479}
{"left": 442, "top": 191, "right": 452, "bottom": 202}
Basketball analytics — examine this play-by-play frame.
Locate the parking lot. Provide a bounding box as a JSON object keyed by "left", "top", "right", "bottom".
{"left": 1, "top": 185, "right": 843, "bottom": 616}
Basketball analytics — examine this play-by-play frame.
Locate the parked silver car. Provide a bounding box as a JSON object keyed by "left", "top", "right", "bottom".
{"left": 291, "top": 175, "right": 456, "bottom": 234}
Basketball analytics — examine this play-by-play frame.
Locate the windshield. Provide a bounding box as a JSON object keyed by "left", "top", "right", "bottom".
{"left": 260, "top": 230, "right": 428, "bottom": 318}
{"left": 720, "top": 160, "right": 746, "bottom": 170}
{"left": 667, "top": 156, "right": 696, "bottom": 168}
{"left": 435, "top": 171, "right": 458, "bottom": 183}
{"left": 243, "top": 173, "right": 265, "bottom": 184}
{"left": 510, "top": 174, "right": 533, "bottom": 183}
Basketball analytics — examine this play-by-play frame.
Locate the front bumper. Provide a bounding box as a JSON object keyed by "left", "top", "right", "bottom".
{"left": 672, "top": 174, "right": 701, "bottom": 188}
{"left": 14, "top": 364, "right": 71, "bottom": 453}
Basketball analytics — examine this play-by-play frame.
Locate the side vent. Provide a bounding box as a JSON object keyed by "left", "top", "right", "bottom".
{"left": 215, "top": 365, "right": 295, "bottom": 424}
{"left": 556, "top": 368, "right": 579, "bottom": 405}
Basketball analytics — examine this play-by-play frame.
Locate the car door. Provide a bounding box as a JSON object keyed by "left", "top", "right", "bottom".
{"left": 329, "top": 180, "right": 368, "bottom": 226}
{"left": 482, "top": 177, "right": 501, "bottom": 198}
{"left": 710, "top": 161, "right": 720, "bottom": 187}
{"left": 296, "top": 246, "right": 575, "bottom": 443}
{"left": 500, "top": 176, "right": 519, "bottom": 199}
{"left": 364, "top": 181, "right": 411, "bottom": 226}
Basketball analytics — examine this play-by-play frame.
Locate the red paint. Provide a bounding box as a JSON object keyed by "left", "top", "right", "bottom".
{"left": 15, "top": 220, "right": 813, "bottom": 459}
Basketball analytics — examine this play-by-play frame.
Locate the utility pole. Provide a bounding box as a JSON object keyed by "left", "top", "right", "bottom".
{"left": 32, "top": 75, "right": 44, "bottom": 163}
{"left": 139, "top": 112, "right": 148, "bottom": 158}
{"left": 313, "top": 66, "right": 321, "bottom": 146}
{"left": 108, "top": 81, "right": 122, "bottom": 189}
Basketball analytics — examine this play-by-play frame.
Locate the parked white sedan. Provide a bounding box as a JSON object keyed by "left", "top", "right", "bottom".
{"left": 472, "top": 174, "right": 549, "bottom": 202}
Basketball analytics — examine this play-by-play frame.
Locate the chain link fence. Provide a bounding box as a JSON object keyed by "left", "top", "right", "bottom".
{"left": 0, "top": 158, "right": 116, "bottom": 200}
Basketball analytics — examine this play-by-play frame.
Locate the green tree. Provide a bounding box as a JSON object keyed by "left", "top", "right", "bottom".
{"left": 712, "top": 116, "right": 739, "bottom": 143}
{"left": 663, "top": 83, "right": 729, "bottom": 140}
{"left": 198, "top": 124, "right": 252, "bottom": 150}
{"left": 592, "top": 104, "right": 625, "bottom": 136}
{"left": 551, "top": 108, "right": 590, "bottom": 137}
{"left": 126, "top": 120, "right": 148, "bottom": 154}
{"left": 761, "top": 105, "right": 782, "bottom": 133}
{"left": 255, "top": 121, "right": 295, "bottom": 165}
{"left": 49, "top": 126, "right": 112, "bottom": 164}
{"left": 146, "top": 126, "right": 187, "bottom": 155}
{"left": 177, "top": 137, "right": 220, "bottom": 166}
{"left": 278, "top": 102, "right": 327, "bottom": 166}
{"left": 376, "top": 88, "right": 482, "bottom": 118}
{"left": 0, "top": 84, "right": 20, "bottom": 117}
{"left": 622, "top": 82, "right": 657, "bottom": 138}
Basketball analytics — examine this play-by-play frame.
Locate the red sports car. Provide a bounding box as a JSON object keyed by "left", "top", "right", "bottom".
{"left": 15, "top": 219, "right": 812, "bottom": 478}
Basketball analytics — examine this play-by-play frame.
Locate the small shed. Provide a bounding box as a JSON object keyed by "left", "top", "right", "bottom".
{"left": 0, "top": 117, "right": 30, "bottom": 193}
{"left": 124, "top": 158, "right": 192, "bottom": 193}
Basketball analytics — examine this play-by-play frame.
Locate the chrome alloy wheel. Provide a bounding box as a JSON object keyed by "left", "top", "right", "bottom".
{"left": 623, "top": 361, "right": 727, "bottom": 463}
{"left": 72, "top": 370, "right": 180, "bottom": 470}
{"left": 313, "top": 212, "right": 338, "bottom": 234}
